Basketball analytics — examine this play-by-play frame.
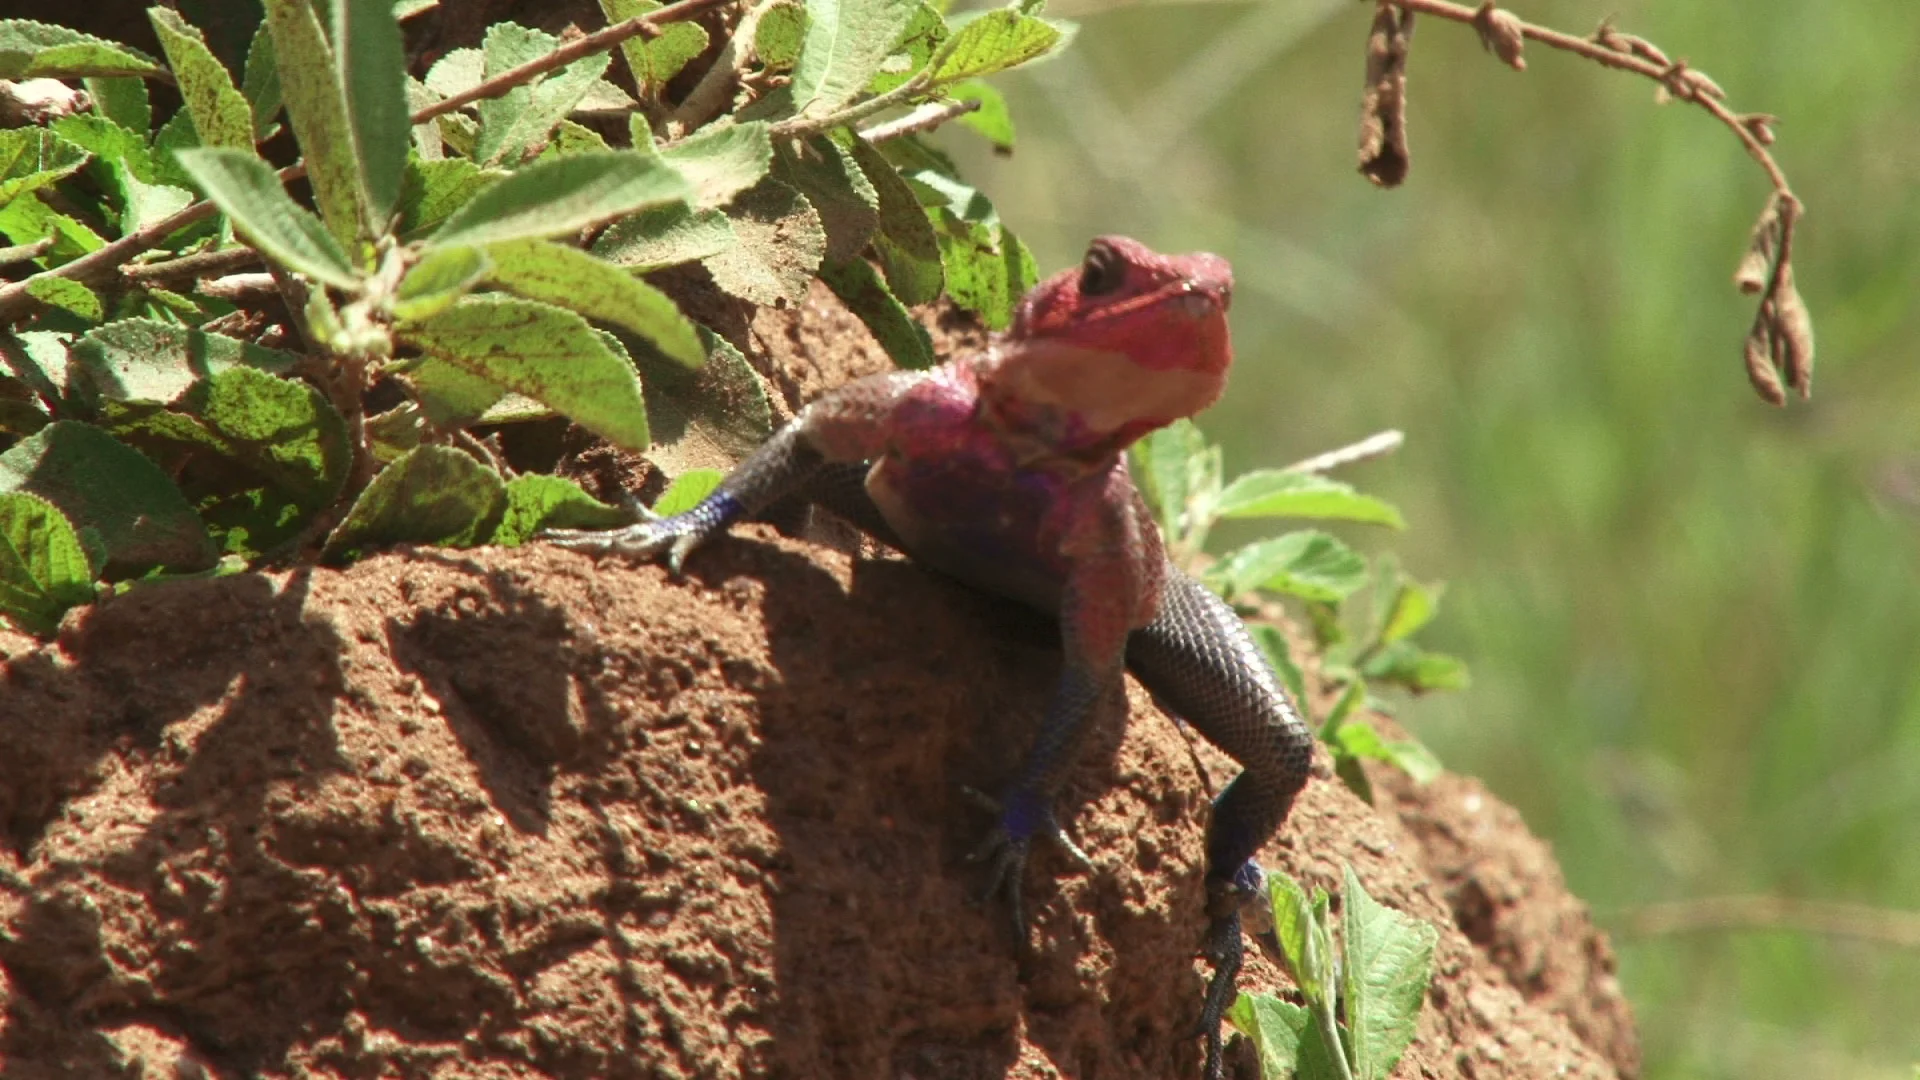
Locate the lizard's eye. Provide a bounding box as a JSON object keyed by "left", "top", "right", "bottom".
{"left": 1078, "top": 240, "right": 1126, "bottom": 297}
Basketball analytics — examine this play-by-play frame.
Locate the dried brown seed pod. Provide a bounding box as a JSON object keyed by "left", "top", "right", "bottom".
{"left": 1359, "top": 1, "right": 1414, "bottom": 188}
{"left": 1473, "top": 3, "right": 1527, "bottom": 71}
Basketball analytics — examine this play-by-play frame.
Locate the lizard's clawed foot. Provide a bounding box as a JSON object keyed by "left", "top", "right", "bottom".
{"left": 1194, "top": 860, "right": 1269, "bottom": 1080}
{"left": 541, "top": 512, "right": 707, "bottom": 574}
{"left": 961, "top": 785, "right": 1092, "bottom": 946}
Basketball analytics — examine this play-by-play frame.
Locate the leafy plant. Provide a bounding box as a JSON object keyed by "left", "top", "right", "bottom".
{"left": 1228, "top": 863, "right": 1438, "bottom": 1080}
{"left": 0, "top": 0, "right": 1075, "bottom": 633}
{"left": 1132, "top": 420, "right": 1459, "bottom": 798}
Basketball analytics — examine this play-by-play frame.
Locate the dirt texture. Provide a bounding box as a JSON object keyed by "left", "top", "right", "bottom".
{"left": 0, "top": 280, "right": 1636, "bottom": 1079}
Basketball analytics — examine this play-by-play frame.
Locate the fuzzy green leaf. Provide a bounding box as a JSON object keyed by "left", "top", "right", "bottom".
{"left": 1210, "top": 530, "right": 1369, "bottom": 604}
{"left": 1248, "top": 623, "right": 1310, "bottom": 720}
{"left": 261, "top": 0, "right": 364, "bottom": 250}
{"left": 593, "top": 203, "right": 734, "bottom": 270}
{"left": 396, "top": 155, "right": 503, "bottom": 239}
{"left": 242, "top": 23, "right": 283, "bottom": 140}
{"left": 928, "top": 6, "right": 1071, "bottom": 84}
{"left": 174, "top": 147, "right": 360, "bottom": 289}
{"left": 426, "top": 150, "right": 689, "bottom": 249}
{"left": 333, "top": 0, "right": 411, "bottom": 223}
{"left": 398, "top": 358, "right": 504, "bottom": 428}
{"left": 392, "top": 243, "right": 491, "bottom": 322}
{"left": 481, "top": 238, "right": 704, "bottom": 368}
{"left": 1362, "top": 641, "right": 1470, "bottom": 693}
{"left": 773, "top": 134, "right": 877, "bottom": 264}
{"left": 84, "top": 75, "right": 152, "bottom": 133}
{"left": 868, "top": 3, "right": 948, "bottom": 95}
{"left": 653, "top": 468, "right": 723, "bottom": 517}
{"left": 0, "top": 491, "right": 96, "bottom": 635}
{"left": 24, "top": 277, "right": 101, "bottom": 322}
{"left": 148, "top": 7, "right": 255, "bottom": 152}
{"left": 1130, "top": 418, "right": 1207, "bottom": 541}
{"left": 491, "top": 473, "right": 625, "bottom": 546}
{"left": 949, "top": 78, "right": 1014, "bottom": 150}
{"left": 0, "top": 20, "right": 162, "bottom": 79}
{"left": 70, "top": 319, "right": 297, "bottom": 406}
{"left": 400, "top": 295, "right": 651, "bottom": 450}
{"left": 183, "top": 365, "right": 352, "bottom": 511}
{"left": 789, "top": 0, "right": 920, "bottom": 120}
{"left": 474, "top": 22, "right": 611, "bottom": 166}
{"left": 323, "top": 444, "right": 506, "bottom": 561}
{"left": 704, "top": 180, "right": 825, "bottom": 305}
{"left": 1216, "top": 469, "right": 1405, "bottom": 528}
{"left": 1268, "top": 869, "right": 1331, "bottom": 1007}
{"left": 846, "top": 134, "right": 942, "bottom": 305}
{"left": 821, "top": 257, "right": 934, "bottom": 369}
{"left": 1226, "top": 993, "right": 1341, "bottom": 1080}
{"left": 1379, "top": 578, "right": 1441, "bottom": 644}
{"left": 0, "top": 128, "right": 91, "bottom": 206}
{"left": 754, "top": 2, "right": 808, "bottom": 71}
{"left": 600, "top": 0, "right": 708, "bottom": 92}
{"left": 1340, "top": 863, "right": 1437, "bottom": 1080}
{"left": 663, "top": 121, "right": 773, "bottom": 210}
{"left": 0, "top": 420, "right": 213, "bottom": 576}
{"left": 633, "top": 329, "right": 771, "bottom": 477}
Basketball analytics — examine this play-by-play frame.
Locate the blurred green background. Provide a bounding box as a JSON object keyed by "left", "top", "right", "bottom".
{"left": 951, "top": 1, "right": 1920, "bottom": 1077}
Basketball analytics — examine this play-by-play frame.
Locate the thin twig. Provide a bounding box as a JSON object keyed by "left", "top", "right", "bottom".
{"left": 1609, "top": 895, "right": 1920, "bottom": 949}
{"left": 121, "top": 246, "right": 263, "bottom": 285}
{"left": 411, "top": 0, "right": 734, "bottom": 125}
{"left": 768, "top": 74, "right": 934, "bottom": 140}
{"left": 859, "top": 98, "right": 982, "bottom": 144}
{"left": 1284, "top": 429, "right": 1405, "bottom": 474}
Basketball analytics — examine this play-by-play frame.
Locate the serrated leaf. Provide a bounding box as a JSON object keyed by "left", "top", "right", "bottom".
{"left": 653, "top": 468, "right": 722, "bottom": 517}
{"left": 426, "top": 150, "right": 689, "bottom": 249}
{"left": 936, "top": 215, "right": 1032, "bottom": 330}
{"left": 174, "top": 147, "right": 360, "bottom": 289}
{"left": 789, "top": 0, "right": 920, "bottom": 120}
{"left": 481, "top": 238, "right": 704, "bottom": 368}
{"left": 634, "top": 328, "right": 771, "bottom": 476}
{"left": 1267, "top": 868, "right": 1329, "bottom": 1006}
{"left": 661, "top": 121, "right": 773, "bottom": 210}
{"left": 0, "top": 420, "right": 213, "bottom": 576}
{"left": 323, "top": 444, "right": 506, "bottom": 561}
{"left": 0, "top": 20, "right": 163, "bottom": 79}
{"left": 148, "top": 7, "right": 255, "bottom": 152}
{"left": 753, "top": 2, "right": 808, "bottom": 71}
{"left": 262, "top": 0, "right": 364, "bottom": 250}
{"left": 399, "top": 295, "right": 651, "bottom": 450}
{"left": 84, "top": 75, "right": 152, "bottom": 133}
{"left": 1226, "top": 993, "right": 1340, "bottom": 1080}
{"left": 1, "top": 330, "right": 69, "bottom": 406}
{"left": 593, "top": 203, "right": 734, "bottom": 270}
{"left": 1217, "top": 469, "right": 1405, "bottom": 528}
{"left": 600, "top": 0, "right": 708, "bottom": 92}
{"left": 333, "top": 0, "right": 411, "bottom": 224}
{"left": 242, "top": 22, "right": 283, "bottom": 140}
{"left": 1340, "top": 863, "right": 1437, "bottom": 1080}
{"left": 396, "top": 154, "right": 503, "bottom": 239}
{"left": 949, "top": 78, "right": 1013, "bottom": 150}
{"left": 51, "top": 114, "right": 194, "bottom": 235}
{"left": 1379, "top": 578, "right": 1440, "bottom": 644}
{"left": 24, "top": 277, "right": 101, "bottom": 322}
{"left": 392, "top": 244, "right": 490, "bottom": 322}
{"left": 182, "top": 365, "right": 352, "bottom": 510}
{"left": 398, "top": 357, "right": 505, "bottom": 428}
{"left": 846, "top": 134, "right": 942, "bottom": 304}
{"left": 0, "top": 194, "right": 105, "bottom": 265}
{"left": 1130, "top": 418, "right": 1206, "bottom": 540}
{"left": 491, "top": 473, "right": 625, "bottom": 546}
{"left": 773, "top": 134, "right": 877, "bottom": 264}
{"left": 1209, "top": 531, "right": 1368, "bottom": 604}
{"left": 0, "top": 491, "right": 95, "bottom": 635}
{"left": 868, "top": 3, "right": 948, "bottom": 95}
{"left": 0, "top": 128, "right": 91, "bottom": 206}
{"left": 70, "top": 319, "right": 297, "bottom": 406}
{"left": 929, "top": 6, "right": 1070, "bottom": 84}
{"left": 474, "top": 22, "right": 611, "bottom": 166}
{"left": 820, "top": 257, "right": 934, "bottom": 369}
{"left": 704, "top": 179, "right": 825, "bottom": 305}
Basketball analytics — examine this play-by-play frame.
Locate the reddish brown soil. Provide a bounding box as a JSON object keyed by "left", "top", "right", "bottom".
{"left": 0, "top": 283, "right": 1635, "bottom": 1079}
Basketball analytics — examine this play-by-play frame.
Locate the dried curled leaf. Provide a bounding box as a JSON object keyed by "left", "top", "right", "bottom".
{"left": 1743, "top": 315, "right": 1786, "bottom": 407}
{"left": 1773, "top": 265, "right": 1815, "bottom": 397}
{"left": 1734, "top": 194, "right": 1781, "bottom": 295}
{"left": 1472, "top": 3, "right": 1525, "bottom": 71}
{"left": 1358, "top": 2, "right": 1413, "bottom": 188}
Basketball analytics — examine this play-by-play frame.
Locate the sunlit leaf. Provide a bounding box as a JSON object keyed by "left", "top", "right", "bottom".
{"left": 491, "top": 473, "right": 626, "bottom": 546}
{"left": 0, "top": 420, "right": 213, "bottom": 576}
{"left": 1216, "top": 469, "right": 1405, "bottom": 528}
{"left": 1341, "top": 862, "right": 1437, "bottom": 1080}
{"left": 653, "top": 468, "right": 723, "bottom": 517}
{"left": 820, "top": 257, "right": 934, "bottom": 369}
{"left": 261, "top": 0, "right": 364, "bottom": 249}
{"left": 0, "top": 19, "right": 162, "bottom": 79}
{"left": 703, "top": 179, "right": 825, "bottom": 305}
{"left": 333, "top": 0, "right": 411, "bottom": 223}
{"left": 474, "top": 21, "right": 611, "bottom": 166}
{"left": 323, "top": 444, "right": 506, "bottom": 561}
{"left": 148, "top": 7, "right": 254, "bottom": 151}
{"left": 482, "top": 238, "right": 704, "bottom": 368}
{"left": 788, "top": 0, "right": 919, "bottom": 120}
{"left": 174, "top": 147, "right": 359, "bottom": 289}
{"left": 426, "top": 150, "right": 689, "bottom": 248}
{"left": 1209, "top": 530, "right": 1369, "bottom": 603}
{"left": 0, "top": 491, "right": 95, "bottom": 635}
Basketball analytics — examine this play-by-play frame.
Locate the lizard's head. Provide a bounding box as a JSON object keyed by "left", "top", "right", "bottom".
{"left": 994, "top": 236, "right": 1234, "bottom": 447}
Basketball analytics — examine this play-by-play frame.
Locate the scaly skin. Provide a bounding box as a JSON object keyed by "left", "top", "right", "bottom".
{"left": 546, "top": 236, "right": 1316, "bottom": 1079}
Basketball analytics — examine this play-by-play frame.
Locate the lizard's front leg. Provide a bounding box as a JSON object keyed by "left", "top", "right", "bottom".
{"left": 1126, "top": 567, "right": 1316, "bottom": 1080}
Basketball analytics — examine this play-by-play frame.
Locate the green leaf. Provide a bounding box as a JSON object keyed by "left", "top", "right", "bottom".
{"left": 399, "top": 295, "right": 651, "bottom": 450}
{"left": 70, "top": 319, "right": 298, "bottom": 406}
{"left": 322, "top": 444, "right": 506, "bottom": 561}
{"left": 653, "top": 467, "right": 722, "bottom": 517}
{"left": 333, "top": 0, "right": 411, "bottom": 224}
{"left": 1249, "top": 623, "right": 1310, "bottom": 720}
{"left": 1361, "top": 641, "right": 1470, "bottom": 693}
{"left": 490, "top": 473, "right": 625, "bottom": 546}
{"left": 788, "top": 0, "right": 920, "bottom": 120}
{"left": 1129, "top": 419, "right": 1207, "bottom": 541}
{"left": 704, "top": 179, "right": 826, "bottom": 305}
{"left": 474, "top": 21, "right": 611, "bottom": 166}
{"left": 773, "top": 134, "right": 877, "bottom": 264}
{"left": 1322, "top": 678, "right": 1365, "bottom": 738}
{"left": 242, "top": 22, "right": 283, "bottom": 140}
{"left": 753, "top": 2, "right": 808, "bottom": 71}
{"left": 1379, "top": 578, "right": 1441, "bottom": 644}
{"left": 633, "top": 328, "right": 771, "bottom": 476}
{"left": 0, "top": 420, "right": 214, "bottom": 576}
{"left": 173, "top": 147, "right": 360, "bottom": 289}
{"left": 847, "top": 134, "right": 942, "bottom": 304}
{"left": 820, "top": 257, "right": 934, "bottom": 369}
{"left": 1, "top": 330, "right": 70, "bottom": 407}
{"left": 24, "top": 277, "right": 101, "bottom": 322}
{"left": 426, "top": 150, "right": 690, "bottom": 249}
{"left": 600, "top": 0, "right": 708, "bottom": 92}
{"left": 182, "top": 365, "right": 352, "bottom": 510}
{"left": 592, "top": 203, "right": 734, "bottom": 270}
{"left": 1216, "top": 469, "right": 1405, "bottom": 528}
{"left": 949, "top": 78, "right": 1014, "bottom": 150}
{"left": 480, "top": 238, "right": 704, "bottom": 368}
{"left": 1210, "top": 531, "right": 1369, "bottom": 604}
{"left": 928, "top": 6, "right": 1071, "bottom": 84}
{"left": 1340, "top": 862, "right": 1437, "bottom": 1080}
{"left": 392, "top": 243, "right": 491, "bottom": 322}
{"left": 50, "top": 115, "right": 195, "bottom": 235}
{"left": 867, "top": 3, "right": 948, "bottom": 96}
{"left": 0, "top": 20, "right": 163, "bottom": 79}
{"left": 148, "top": 7, "right": 255, "bottom": 152}
{"left": 1226, "top": 993, "right": 1341, "bottom": 1080}
{"left": 0, "top": 194, "right": 105, "bottom": 265}
{"left": 0, "top": 128, "right": 91, "bottom": 206}
{"left": 661, "top": 121, "right": 774, "bottom": 211}
{"left": 84, "top": 75, "right": 151, "bottom": 134}
{"left": 396, "top": 154, "right": 503, "bottom": 239}
{"left": 262, "top": 0, "right": 365, "bottom": 250}
{"left": 398, "top": 357, "right": 505, "bottom": 428}
{"left": 0, "top": 491, "right": 96, "bottom": 635}
{"left": 1267, "top": 869, "right": 1331, "bottom": 1008}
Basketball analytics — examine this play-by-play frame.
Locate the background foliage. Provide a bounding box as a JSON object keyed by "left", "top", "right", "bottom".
{"left": 960, "top": 1, "right": 1920, "bottom": 1077}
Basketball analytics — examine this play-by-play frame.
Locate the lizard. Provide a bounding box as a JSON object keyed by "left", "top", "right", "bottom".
{"left": 544, "top": 235, "right": 1316, "bottom": 1079}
